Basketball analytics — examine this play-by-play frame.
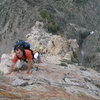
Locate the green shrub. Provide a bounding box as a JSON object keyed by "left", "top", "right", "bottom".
{"left": 47, "top": 22, "right": 60, "bottom": 34}
{"left": 39, "top": 9, "right": 49, "bottom": 19}
{"left": 38, "top": 8, "right": 60, "bottom": 34}
{"left": 96, "top": 47, "right": 100, "bottom": 52}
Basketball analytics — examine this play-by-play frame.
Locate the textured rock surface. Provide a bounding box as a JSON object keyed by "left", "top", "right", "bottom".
{"left": 80, "top": 31, "right": 100, "bottom": 72}
{"left": 0, "top": 47, "right": 99, "bottom": 100}
{"left": 0, "top": 53, "right": 13, "bottom": 73}
{"left": 47, "top": 35, "right": 68, "bottom": 56}
{"left": 0, "top": 57, "right": 99, "bottom": 100}
{"left": 26, "top": 21, "right": 52, "bottom": 49}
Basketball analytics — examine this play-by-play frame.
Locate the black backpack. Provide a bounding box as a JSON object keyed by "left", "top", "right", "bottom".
{"left": 14, "top": 40, "right": 30, "bottom": 50}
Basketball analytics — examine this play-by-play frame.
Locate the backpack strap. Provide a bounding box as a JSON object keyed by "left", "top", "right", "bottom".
{"left": 29, "top": 49, "right": 34, "bottom": 59}
{"left": 16, "top": 49, "right": 34, "bottom": 62}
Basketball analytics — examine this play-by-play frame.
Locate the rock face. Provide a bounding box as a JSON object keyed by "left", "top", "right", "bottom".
{"left": 0, "top": 0, "right": 37, "bottom": 55}
{"left": 0, "top": 39, "right": 99, "bottom": 100}
{"left": 80, "top": 31, "right": 100, "bottom": 72}
{"left": 0, "top": 61, "right": 100, "bottom": 100}
{"left": 47, "top": 35, "right": 68, "bottom": 56}
{"left": 26, "top": 22, "right": 79, "bottom": 64}
{"left": 26, "top": 21, "right": 52, "bottom": 49}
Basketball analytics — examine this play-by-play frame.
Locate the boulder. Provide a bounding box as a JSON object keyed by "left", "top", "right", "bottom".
{"left": 26, "top": 21, "right": 52, "bottom": 49}
{"left": 63, "top": 39, "right": 79, "bottom": 63}
{"left": 47, "top": 35, "right": 68, "bottom": 56}
{"left": 0, "top": 53, "right": 13, "bottom": 73}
